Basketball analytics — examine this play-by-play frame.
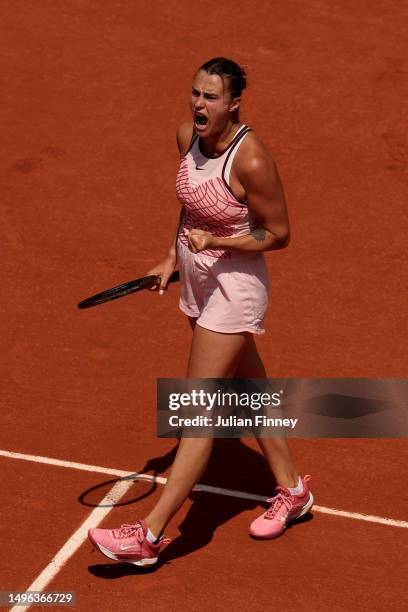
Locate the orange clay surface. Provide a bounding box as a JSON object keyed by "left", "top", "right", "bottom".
{"left": 1, "top": 1, "right": 407, "bottom": 611}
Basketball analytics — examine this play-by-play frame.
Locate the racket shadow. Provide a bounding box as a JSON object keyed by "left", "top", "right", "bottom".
{"left": 88, "top": 440, "right": 312, "bottom": 576}
{"left": 79, "top": 447, "right": 178, "bottom": 508}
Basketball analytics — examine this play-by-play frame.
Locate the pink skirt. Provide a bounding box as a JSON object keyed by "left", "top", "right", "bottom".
{"left": 177, "top": 239, "right": 270, "bottom": 335}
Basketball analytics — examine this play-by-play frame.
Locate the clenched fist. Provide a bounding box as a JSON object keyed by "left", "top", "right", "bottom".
{"left": 187, "top": 228, "right": 215, "bottom": 253}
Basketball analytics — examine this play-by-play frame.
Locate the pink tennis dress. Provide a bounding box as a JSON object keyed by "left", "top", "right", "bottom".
{"left": 175, "top": 124, "right": 270, "bottom": 334}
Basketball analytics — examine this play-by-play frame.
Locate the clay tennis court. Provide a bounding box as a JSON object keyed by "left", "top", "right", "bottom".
{"left": 1, "top": 1, "right": 407, "bottom": 610}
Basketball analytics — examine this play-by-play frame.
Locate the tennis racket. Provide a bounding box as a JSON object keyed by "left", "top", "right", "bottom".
{"left": 77, "top": 270, "right": 180, "bottom": 309}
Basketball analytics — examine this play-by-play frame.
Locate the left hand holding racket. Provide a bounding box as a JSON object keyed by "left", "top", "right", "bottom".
{"left": 77, "top": 269, "right": 179, "bottom": 309}
{"left": 145, "top": 254, "right": 178, "bottom": 295}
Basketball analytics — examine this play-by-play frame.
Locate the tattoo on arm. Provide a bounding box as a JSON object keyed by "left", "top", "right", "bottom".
{"left": 250, "top": 228, "right": 267, "bottom": 242}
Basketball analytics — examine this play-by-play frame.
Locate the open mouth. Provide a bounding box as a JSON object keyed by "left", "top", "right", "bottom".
{"left": 194, "top": 113, "right": 208, "bottom": 129}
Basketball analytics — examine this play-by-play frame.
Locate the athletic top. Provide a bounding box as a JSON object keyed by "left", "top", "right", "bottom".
{"left": 176, "top": 124, "right": 259, "bottom": 258}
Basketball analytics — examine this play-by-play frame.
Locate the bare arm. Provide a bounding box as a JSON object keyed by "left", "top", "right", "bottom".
{"left": 219, "top": 153, "right": 290, "bottom": 251}
{"left": 146, "top": 123, "right": 193, "bottom": 291}
{"left": 167, "top": 121, "right": 194, "bottom": 257}
{"left": 168, "top": 206, "right": 185, "bottom": 260}
{"left": 188, "top": 146, "right": 290, "bottom": 254}
{"left": 146, "top": 208, "right": 182, "bottom": 292}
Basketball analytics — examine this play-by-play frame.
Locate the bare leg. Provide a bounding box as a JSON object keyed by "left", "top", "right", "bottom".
{"left": 145, "top": 321, "right": 248, "bottom": 536}
{"left": 235, "top": 335, "right": 299, "bottom": 489}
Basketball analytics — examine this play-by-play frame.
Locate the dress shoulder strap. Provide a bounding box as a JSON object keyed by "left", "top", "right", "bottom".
{"left": 184, "top": 131, "right": 198, "bottom": 156}
{"left": 222, "top": 126, "right": 252, "bottom": 188}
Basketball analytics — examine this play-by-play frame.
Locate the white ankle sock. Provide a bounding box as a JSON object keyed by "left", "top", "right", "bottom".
{"left": 146, "top": 528, "right": 158, "bottom": 543}
{"left": 288, "top": 476, "right": 303, "bottom": 496}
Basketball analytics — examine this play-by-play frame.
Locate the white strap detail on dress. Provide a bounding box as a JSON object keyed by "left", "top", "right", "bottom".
{"left": 223, "top": 129, "right": 251, "bottom": 186}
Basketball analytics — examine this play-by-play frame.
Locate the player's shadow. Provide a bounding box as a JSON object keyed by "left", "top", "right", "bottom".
{"left": 159, "top": 438, "right": 313, "bottom": 565}
{"left": 88, "top": 439, "right": 313, "bottom": 578}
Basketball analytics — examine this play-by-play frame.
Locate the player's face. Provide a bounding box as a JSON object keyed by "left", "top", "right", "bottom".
{"left": 190, "top": 70, "right": 238, "bottom": 135}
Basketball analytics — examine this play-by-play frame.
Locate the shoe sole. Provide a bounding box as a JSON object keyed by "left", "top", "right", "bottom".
{"left": 250, "top": 493, "right": 314, "bottom": 540}
{"left": 89, "top": 537, "right": 158, "bottom": 567}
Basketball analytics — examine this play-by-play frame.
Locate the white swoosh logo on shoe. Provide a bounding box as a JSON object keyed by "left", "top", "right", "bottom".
{"left": 120, "top": 544, "right": 138, "bottom": 550}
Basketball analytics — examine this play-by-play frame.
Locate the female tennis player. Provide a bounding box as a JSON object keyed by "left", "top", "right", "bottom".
{"left": 89, "top": 57, "right": 313, "bottom": 566}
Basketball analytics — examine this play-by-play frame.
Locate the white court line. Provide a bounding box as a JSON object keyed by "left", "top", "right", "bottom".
{"left": 310, "top": 504, "right": 408, "bottom": 528}
{"left": 9, "top": 478, "right": 134, "bottom": 612}
{"left": 2, "top": 448, "right": 408, "bottom": 611}
{"left": 1, "top": 448, "right": 407, "bottom": 528}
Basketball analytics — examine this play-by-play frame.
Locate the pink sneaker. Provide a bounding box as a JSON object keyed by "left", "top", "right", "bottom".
{"left": 88, "top": 519, "right": 170, "bottom": 567}
{"left": 249, "top": 475, "right": 314, "bottom": 539}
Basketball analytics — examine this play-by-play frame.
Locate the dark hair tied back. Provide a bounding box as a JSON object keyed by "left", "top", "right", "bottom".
{"left": 198, "top": 57, "right": 247, "bottom": 100}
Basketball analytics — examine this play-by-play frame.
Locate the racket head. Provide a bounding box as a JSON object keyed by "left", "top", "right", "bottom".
{"left": 77, "top": 270, "right": 180, "bottom": 309}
